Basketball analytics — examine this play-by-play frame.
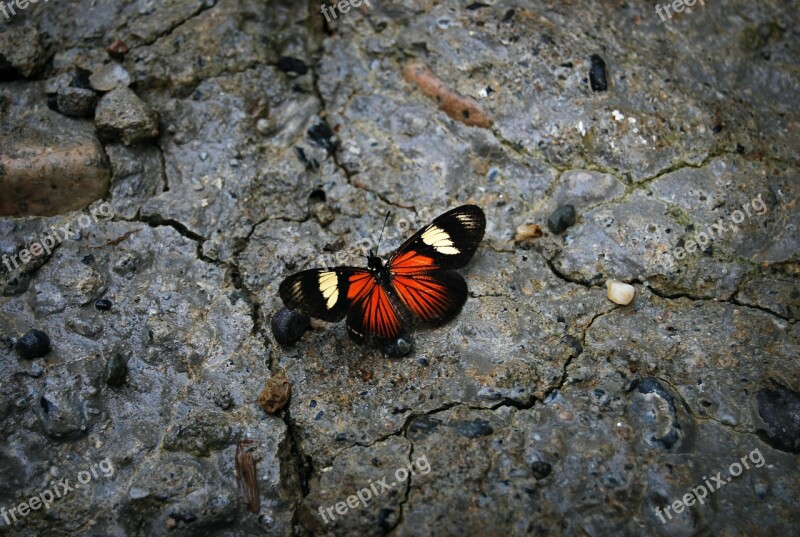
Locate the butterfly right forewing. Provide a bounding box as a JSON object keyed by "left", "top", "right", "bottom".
{"left": 388, "top": 204, "right": 486, "bottom": 270}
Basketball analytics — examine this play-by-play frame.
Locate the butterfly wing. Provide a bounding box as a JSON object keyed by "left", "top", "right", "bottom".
{"left": 390, "top": 269, "right": 468, "bottom": 325}
{"left": 388, "top": 204, "right": 486, "bottom": 270}
{"left": 345, "top": 271, "right": 405, "bottom": 343}
{"left": 279, "top": 268, "right": 406, "bottom": 343}
{"left": 279, "top": 268, "right": 365, "bottom": 322}
{"left": 387, "top": 204, "right": 485, "bottom": 324}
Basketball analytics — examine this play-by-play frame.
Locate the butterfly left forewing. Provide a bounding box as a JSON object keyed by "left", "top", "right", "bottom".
{"left": 279, "top": 268, "right": 365, "bottom": 322}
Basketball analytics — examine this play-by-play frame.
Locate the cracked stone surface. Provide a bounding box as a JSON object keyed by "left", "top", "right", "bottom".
{"left": 1, "top": 1, "right": 799, "bottom": 536}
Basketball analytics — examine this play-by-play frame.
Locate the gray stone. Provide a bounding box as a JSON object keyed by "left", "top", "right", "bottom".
{"left": 0, "top": 83, "right": 111, "bottom": 217}
{"left": 95, "top": 87, "right": 158, "bottom": 144}
{"left": 55, "top": 86, "right": 98, "bottom": 117}
{"left": 89, "top": 62, "right": 131, "bottom": 91}
{"left": 0, "top": 24, "right": 46, "bottom": 77}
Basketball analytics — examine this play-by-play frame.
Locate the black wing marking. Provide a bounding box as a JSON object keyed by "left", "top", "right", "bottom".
{"left": 388, "top": 205, "right": 486, "bottom": 271}
{"left": 279, "top": 268, "right": 366, "bottom": 322}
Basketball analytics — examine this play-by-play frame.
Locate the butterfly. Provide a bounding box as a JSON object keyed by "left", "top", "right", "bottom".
{"left": 279, "top": 205, "right": 486, "bottom": 344}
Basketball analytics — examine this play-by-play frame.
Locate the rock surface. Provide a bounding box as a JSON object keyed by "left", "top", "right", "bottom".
{"left": 1, "top": 1, "right": 799, "bottom": 536}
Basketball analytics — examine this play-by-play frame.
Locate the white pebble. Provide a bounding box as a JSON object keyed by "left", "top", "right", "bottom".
{"left": 606, "top": 280, "right": 635, "bottom": 305}
{"left": 129, "top": 487, "right": 150, "bottom": 500}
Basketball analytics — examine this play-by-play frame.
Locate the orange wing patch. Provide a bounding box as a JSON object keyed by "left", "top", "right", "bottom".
{"left": 347, "top": 272, "right": 402, "bottom": 339}
{"left": 347, "top": 272, "right": 375, "bottom": 302}
{"left": 389, "top": 250, "right": 436, "bottom": 275}
{"left": 392, "top": 274, "right": 453, "bottom": 321}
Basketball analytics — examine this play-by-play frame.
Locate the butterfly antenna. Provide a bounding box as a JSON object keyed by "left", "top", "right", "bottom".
{"left": 375, "top": 211, "right": 391, "bottom": 255}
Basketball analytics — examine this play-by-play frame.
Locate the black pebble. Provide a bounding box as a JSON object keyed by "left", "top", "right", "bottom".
{"left": 104, "top": 353, "right": 128, "bottom": 387}
{"left": 307, "top": 121, "right": 336, "bottom": 154}
{"left": 530, "top": 461, "right": 553, "bottom": 479}
{"left": 277, "top": 56, "right": 308, "bottom": 76}
{"left": 271, "top": 308, "right": 310, "bottom": 346}
{"left": 95, "top": 298, "right": 113, "bottom": 311}
{"left": 15, "top": 329, "right": 51, "bottom": 359}
{"left": 547, "top": 204, "right": 577, "bottom": 234}
{"left": 756, "top": 381, "right": 800, "bottom": 454}
{"left": 380, "top": 336, "right": 414, "bottom": 358}
{"left": 589, "top": 54, "right": 608, "bottom": 92}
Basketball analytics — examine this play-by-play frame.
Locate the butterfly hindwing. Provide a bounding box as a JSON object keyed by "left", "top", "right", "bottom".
{"left": 388, "top": 204, "right": 486, "bottom": 271}
{"left": 345, "top": 272, "right": 405, "bottom": 343}
{"left": 391, "top": 269, "right": 468, "bottom": 325}
{"left": 279, "top": 268, "right": 365, "bottom": 322}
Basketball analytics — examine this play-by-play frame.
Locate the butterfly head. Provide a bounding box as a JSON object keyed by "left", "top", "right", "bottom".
{"left": 367, "top": 250, "right": 384, "bottom": 271}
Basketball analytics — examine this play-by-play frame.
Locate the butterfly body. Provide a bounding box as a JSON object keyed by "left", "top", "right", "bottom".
{"left": 279, "top": 205, "right": 485, "bottom": 345}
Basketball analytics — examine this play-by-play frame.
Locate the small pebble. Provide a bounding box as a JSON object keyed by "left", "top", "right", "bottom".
{"left": 107, "top": 39, "right": 130, "bottom": 60}
{"left": 547, "top": 204, "right": 576, "bottom": 234}
{"left": 129, "top": 487, "right": 149, "bottom": 500}
{"left": 530, "top": 461, "right": 553, "bottom": 479}
{"left": 589, "top": 54, "right": 608, "bottom": 92}
{"left": 89, "top": 63, "right": 131, "bottom": 91}
{"left": 95, "top": 298, "right": 113, "bottom": 311}
{"left": 515, "top": 223, "right": 542, "bottom": 241}
{"left": 606, "top": 280, "right": 635, "bottom": 305}
{"left": 258, "top": 371, "right": 291, "bottom": 414}
{"left": 381, "top": 336, "right": 414, "bottom": 358}
{"left": 56, "top": 87, "right": 98, "bottom": 118}
{"left": 312, "top": 203, "right": 335, "bottom": 227}
{"left": 15, "top": 329, "right": 51, "bottom": 359}
{"left": 271, "top": 307, "right": 310, "bottom": 346}
{"left": 256, "top": 118, "right": 273, "bottom": 135}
